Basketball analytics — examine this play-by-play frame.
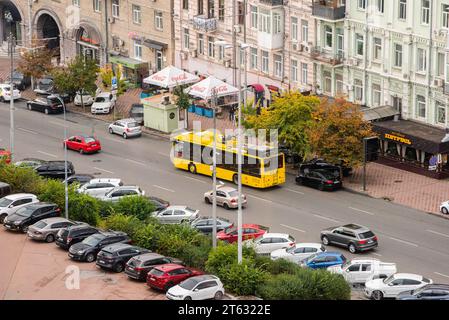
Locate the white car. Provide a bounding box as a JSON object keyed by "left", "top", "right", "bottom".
{"left": 244, "top": 233, "right": 295, "bottom": 255}
{"left": 327, "top": 258, "right": 397, "bottom": 284}
{"left": 0, "top": 83, "right": 21, "bottom": 102}
{"left": 152, "top": 206, "right": 199, "bottom": 224}
{"left": 77, "top": 178, "right": 123, "bottom": 198}
{"left": 166, "top": 275, "right": 224, "bottom": 300}
{"left": 271, "top": 243, "right": 326, "bottom": 263}
{"left": 364, "top": 273, "right": 433, "bottom": 300}
{"left": 108, "top": 118, "right": 142, "bottom": 139}
{"left": 91, "top": 92, "right": 115, "bottom": 114}
{"left": 0, "top": 193, "right": 39, "bottom": 223}
{"left": 74, "top": 92, "right": 94, "bottom": 106}
{"left": 99, "top": 186, "right": 145, "bottom": 202}
{"left": 439, "top": 200, "right": 449, "bottom": 215}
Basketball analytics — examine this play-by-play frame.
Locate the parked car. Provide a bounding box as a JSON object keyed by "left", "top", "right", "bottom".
{"left": 108, "top": 118, "right": 142, "bottom": 139}
{"left": 0, "top": 193, "right": 39, "bottom": 223}
{"left": 14, "top": 158, "right": 45, "bottom": 169}
{"left": 68, "top": 230, "right": 131, "bottom": 262}
{"left": 63, "top": 174, "right": 95, "bottom": 186}
{"left": 0, "top": 148, "right": 11, "bottom": 164}
{"left": 320, "top": 224, "right": 378, "bottom": 253}
{"left": 3, "top": 202, "right": 60, "bottom": 232}
{"left": 278, "top": 145, "right": 301, "bottom": 166}
{"left": 64, "top": 135, "right": 101, "bottom": 154}
{"left": 439, "top": 200, "right": 449, "bottom": 215}
{"left": 396, "top": 284, "right": 449, "bottom": 300}
{"left": 99, "top": 186, "right": 145, "bottom": 202}
{"left": 96, "top": 243, "right": 150, "bottom": 273}
{"left": 74, "top": 91, "right": 94, "bottom": 106}
{"left": 270, "top": 243, "right": 326, "bottom": 264}
{"left": 0, "top": 181, "right": 11, "bottom": 198}
{"left": 217, "top": 224, "right": 268, "bottom": 243}
{"left": 55, "top": 224, "right": 99, "bottom": 250}
{"left": 35, "top": 161, "right": 75, "bottom": 179}
{"left": 77, "top": 178, "right": 123, "bottom": 198}
{"left": 365, "top": 273, "right": 433, "bottom": 300}
{"left": 204, "top": 186, "right": 247, "bottom": 210}
{"left": 166, "top": 275, "right": 225, "bottom": 300}
{"left": 296, "top": 164, "right": 342, "bottom": 191}
{"left": 327, "top": 259, "right": 397, "bottom": 284}
{"left": 190, "top": 216, "right": 233, "bottom": 234}
{"left": 27, "top": 217, "right": 84, "bottom": 243}
{"left": 0, "top": 83, "right": 21, "bottom": 102}
{"left": 300, "top": 252, "right": 347, "bottom": 269}
{"left": 152, "top": 206, "right": 199, "bottom": 224}
{"left": 33, "top": 77, "right": 54, "bottom": 95}
{"left": 244, "top": 233, "right": 295, "bottom": 255}
{"left": 91, "top": 92, "right": 115, "bottom": 114}
{"left": 146, "top": 196, "right": 170, "bottom": 212}
{"left": 146, "top": 264, "right": 203, "bottom": 292}
{"left": 125, "top": 253, "right": 183, "bottom": 281}
{"left": 26, "top": 96, "right": 64, "bottom": 114}
{"left": 7, "top": 71, "right": 30, "bottom": 90}
{"left": 129, "top": 104, "right": 144, "bottom": 125}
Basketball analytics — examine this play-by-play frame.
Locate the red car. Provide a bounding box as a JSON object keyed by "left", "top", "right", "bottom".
{"left": 146, "top": 264, "right": 203, "bottom": 291}
{"left": 217, "top": 224, "right": 268, "bottom": 243}
{"left": 0, "top": 148, "right": 11, "bottom": 164}
{"left": 64, "top": 135, "right": 101, "bottom": 154}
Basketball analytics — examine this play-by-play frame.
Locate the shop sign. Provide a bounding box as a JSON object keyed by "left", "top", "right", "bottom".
{"left": 384, "top": 132, "right": 412, "bottom": 145}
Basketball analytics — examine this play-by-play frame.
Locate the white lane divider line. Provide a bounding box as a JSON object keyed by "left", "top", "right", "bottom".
{"left": 93, "top": 167, "right": 114, "bottom": 174}
{"left": 280, "top": 224, "right": 306, "bottom": 233}
{"left": 181, "top": 175, "right": 207, "bottom": 184}
{"left": 17, "top": 127, "right": 38, "bottom": 135}
{"left": 434, "top": 272, "right": 449, "bottom": 279}
{"left": 426, "top": 229, "right": 449, "bottom": 239}
{"left": 285, "top": 188, "right": 305, "bottom": 195}
{"left": 49, "top": 121, "right": 66, "bottom": 127}
{"left": 248, "top": 194, "right": 273, "bottom": 203}
{"left": 349, "top": 207, "right": 375, "bottom": 216}
{"left": 372, "top": 253, "right": 382, "bottom": 257}
{"left": 152, "top": 185, "right": 175, "bottom": 193}
{"left": 126, "top": 158, "right": 146, "bottom": 166}
{"left": 37, "top": 150, "right": 57, "bottom": 158}
{"left": 388, "top": 237, "right": 418, "bottom": 247}
{"left": 312, "top": 214, "right": 342, "bottom": 224}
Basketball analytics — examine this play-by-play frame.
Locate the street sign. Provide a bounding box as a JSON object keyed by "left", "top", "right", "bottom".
{"left": 111, "top": 76, "right": 118, "bottom": 90}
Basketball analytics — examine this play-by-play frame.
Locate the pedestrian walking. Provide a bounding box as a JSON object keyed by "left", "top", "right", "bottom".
{"left": 229, "top": 105, "right": 235, "bottom": 122}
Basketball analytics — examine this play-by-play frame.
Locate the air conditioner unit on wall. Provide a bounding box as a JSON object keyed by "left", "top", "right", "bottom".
{"left": 108, "top": 17, "right": 115, "bottom": 24}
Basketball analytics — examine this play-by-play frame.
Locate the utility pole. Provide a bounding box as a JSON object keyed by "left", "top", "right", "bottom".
{"left": 232, "top": 0, "right": 237, "bottom": 87}
{"left": 55, "top": 96, "right": 69, "bottom": 219}
{"left": 237, "top": 45, "right": 244, "bottom": 264}
{"left": 212, "top": 88, "right": 218, "bottom": 249}
{"left": 8, "top": 33, "right": 15, "bottom": 162}
{"left": 243, "top": 0, "right": 247, "bottom": 106}
{"left": 104, "top": 0, "right": 109, "bottom": 64}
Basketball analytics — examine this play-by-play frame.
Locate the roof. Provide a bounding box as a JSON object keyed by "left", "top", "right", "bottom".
{"left": 89, "top": 178, "right": 121, "bottom": 183}
{"left": 39, "top": 217, "right": 70, "bottom": 224}
{"left": 102, "top": 243, "right": 132, "bottom": 252}
{"left": 263, "top": 233, "right": 291, "bottom": 239}
{"left": 393, "top": 273, "right": 424, "bottom": 280}
{"left": 166, "top": 205, "right": 189, "bottom": 210}
{"left": 4, "top": 193, "right": 37, "bottom": 200}
{"left": 318, "top": 252, "right": 344, "bottom": 257}
{"left": 186, "top": 275, "right": 218, "bottom": 283}
{"left": 362, "top": 106, "right": 399, "bottom": 121}
{"left": 117, "top": 118, "right": 138, "bottom": 123}
{"left": 342, "top": 224, "right": 369, "bottom": 231}
{"left": 295, "top": 243, "right": 324, "bottom": 248}
{"left": 134, "top": 252, "right": 165, "bottom": 261}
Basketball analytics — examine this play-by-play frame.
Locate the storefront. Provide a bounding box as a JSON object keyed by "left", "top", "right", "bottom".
{"left": 109, "top": 54, "right": 148, "bottom": 88}
{"left": 77, "top": 27, "right": 101, "bottom": 65}
{"left": 372, "top": 119, "right": 449, "bottom": 179}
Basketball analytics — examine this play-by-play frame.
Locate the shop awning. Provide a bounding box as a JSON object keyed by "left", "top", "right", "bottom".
{"left": 266, "top": 85, "right": 280, "bottom": 92}
{"left": 362, "top": 106, "right": 400, "bottom": 121}
{"left": 143, "top": 66, "right": 199, "bottom": 88}
{"left": 144, "top": 39, "right": 168, "bottom": 51}
{"left": 249, "top": 84, "right": 265, "bottom": 93}
{"left": 109, "top": 55, "right": 147, "bottom": 69}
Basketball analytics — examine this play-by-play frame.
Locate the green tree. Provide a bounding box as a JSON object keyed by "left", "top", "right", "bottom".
{"left": 113, "top": 196, "right": 155, "bottom": 221}
{"left": 174, "top": 85, "right": 191, "bottom": 128}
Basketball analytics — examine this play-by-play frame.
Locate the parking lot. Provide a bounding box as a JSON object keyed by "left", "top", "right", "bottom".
{"left": 0, "top": 227, "right": 167, "bottom": 300}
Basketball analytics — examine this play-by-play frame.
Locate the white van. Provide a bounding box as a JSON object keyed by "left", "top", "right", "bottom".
{"left": 327, "top": 258, "right": 397, "bottom": 284}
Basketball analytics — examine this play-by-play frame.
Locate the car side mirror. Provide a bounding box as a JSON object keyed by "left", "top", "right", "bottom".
{"left": 194, "top": 289, "right": 199, "bottom": 292}
{"left": 8, "top": 205, "right": 13, "bottom": 208}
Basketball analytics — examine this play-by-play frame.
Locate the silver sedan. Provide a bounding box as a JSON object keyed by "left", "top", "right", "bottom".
{"left": 152, "top": 206, "right": 199, "bottom": 224}
{"left": 27, "top": 217, "right": 84, "bottom": 243}
{"left": 204, "top": 186, "right": 247, "bottom": 210}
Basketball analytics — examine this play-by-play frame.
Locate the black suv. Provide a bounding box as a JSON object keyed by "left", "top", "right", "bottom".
{"left": 55, "top": 224, "right": 99, "bottom": 250}
{"left": 35, "top": 161, "right": 75, "bottom": 179}
{"left": 3, "top": 203, "right": 60, "bottom": 232}
{"left": 296, "top": 160, "right": 342, "bottom": 191}
{"left": 96, "top": 243, "right": 150, "bottom": 273}
{"left": 320, "top": 224, "right": 378, "bottom": 254}
{"left": 125, "top": 253, "right": 184, "bottom": 281}
{"left": 68, "top": 230, "right": 131, "bottom": 262}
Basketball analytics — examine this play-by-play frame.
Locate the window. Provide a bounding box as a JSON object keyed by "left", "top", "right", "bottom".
{"left": 198, "top": 0, "right": 204, "bottom": 15}
{"left": 325, "top": 26, "right": 333, "bottom": 48}
{"left": 348, "top": 264, "right": 361, "bottom": 272}
{"left": 443, "top": 5, "right": 449, "bottom": 28}
{"left": 208, "top": 0, "right": 215, "bottom": 17}
{"left": 250, "top": 47, "right": 258, "bottom": 70}
{"left": 261, "top": 50, "right": 269, "bottom": 73}
{"left": 112, "top": 0, "right": 119, "bottom": 18}
{"left": 72, "top": 0, "right": 80, "bottom": 6}
{"left": 437, "top": 102, "right": 446, "bottom": 125}
{"left": 421, "top": 0, "right": 430, "bottom": 25}
{"left": 259, "top": 9, "right": 271, "bottom": 33}
{"left": 417, "top": 95, "right": 426, "bottom": 118}
{"left": 273, "top": 13, "right": 281, "bottom": 34}
{"left": 183, "top": 28, "right": 190, "bottom": 50}
{"left": 358, "top": 0, "right": 366, "bottom": 10}
{"left": 301, "top": 63, "right": 308, "bottom": 85}
{"left": 218, "top": 41, "right": 225, "bottom": 60}
{"left": 198, "top": 34, "right": 204, "bottom": 55}
{"left": 438, "top": 52, "right": 445, "bottom": 77}
{"left": 219, "top": 0, "right": 225, "bottom": 21}
{"left": 291, "top": 59, "right": 298, "bottom": 82}
{"left": 134, "top": 41, "right": 142, "bottom": 60}
{"left": 399, "top": 0, "right": 407, "bottom": 20}
{"left": 182, "top": 0, "right": 189, "bottom": 10}
{"left": 377, "top": 0, "right": 384, "bottom": 13}
{"left": 274, "top": 54, "right": 283, "bottom": 78}
{"left": 251, "top": 6, "right": 258, "bottom": 29}
{"left": 373, "top": 37, "right": 382, "bottom": 60}
{"left": 93, "top": 0, "right": 102, "bottom": 12}
{"left": 323, "top": 71, "right": 332, "bottom": 94}
{"left": 361, "top": 264, "right": 372, "bottom": 271}
{"left": 291, "top": 17, "right": 298, "bottom": 42}
{"left": 301, "top": 20, "right": 309, "bottom": 43}
{"left": 132, "top": 5, "right": 141, "bottom": 24}
{"left": 155, "top": 11, "right": 163, "bottom": 30}
{"left": 354, "top": 79, "right": 363, "bottom": 102}
{"left": 208, "top": 36, "right": 215, "bottom": 58}
{"left": 417, "top": 48, "right": 427, "bottom": 73}
{"left": 336, "top": 74, "right": 344, "bottom": 94}
{"left": 356, "top": 34, "right": 364, "bottom": 56}
{"left": 372, "top": 83, "right": 381, "bottom": 106}
{"left": 394, "top": 44, "right": 403, "bottom": 68}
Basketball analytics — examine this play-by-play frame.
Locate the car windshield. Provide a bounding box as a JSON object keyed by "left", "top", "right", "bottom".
{"left": 149, "top": 268, "right": 164, "bottom": 277}
{"left": 304, "top": 253, "right": 319, "bottom": 263}
{"left": 225, "top": 226, "right": 236, "bottom": 234}
{"left": 15, "top": 206, "right": 36, "bottom": 217}
{"left": 40, "top": 79, "right": 53, "bottom": 85}
{"left": 179, "top": 278, "right": 199, "bottom": 291}
{"left": 286, "top": 246, "right": 297, "bottom": 253}
{"left": 82, "top": 234, "right": 103, "bottom": 246}
{"left": 3, "top": 86, "right": 11, "bottom": 91}
{"left": 185, "top": 207, "right": 196, "bottom": 214}
{"left": 33, "top": 220, "right": 47, "bottom": 229}
{"left": 0, "top": 198, "right": 13, "bottom": 207}
{"left": 84, "top": 137, "right": 96, "bottom": 143}
{"left": 341, "top": 261, "right": 352, "bottom": 269}
{"left": 95, "top": 97, "right": 108, "bottom": 103}
{"left": 383, "top": 275, "right": 395, "bottom": 284}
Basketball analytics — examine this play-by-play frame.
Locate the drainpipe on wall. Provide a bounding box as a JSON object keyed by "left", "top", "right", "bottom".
{"left": 363, "top": 4, "right": 369, "bottom": 107}
{"left": 104, "top": 0, "right": 109, "bottom": 64}
{"left": 428, "top": 0, "right": 434, "bottom": 121}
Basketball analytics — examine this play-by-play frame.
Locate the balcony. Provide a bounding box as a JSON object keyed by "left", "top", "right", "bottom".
{"left": 312, "top": 0, "right": 346, "bottom": 20}
{"left": 310, "top": 47, "right": 343, "bottom": 66}
{"left": 259, "top": 0, "right": 284, "bottom": 6}
{"left": 192, "top": 15, "right": 218, "bottom": 32}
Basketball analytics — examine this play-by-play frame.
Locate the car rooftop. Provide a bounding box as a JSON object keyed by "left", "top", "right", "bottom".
{"left": 25, "top": 202, "right": 55, "bottom": 208}
{"left": 102, "top": 243, "right": 133, "bottom": 251}
{"left": 117, "top": 118, "right": 139, "bottom": 123}
{"left": 3, "top": 193, "right": 36, "bottom": 200}
{"left": 263, "top": 233, "right": 291, "bottom": 238}
{"left": 166, "top": 205, "right": 191, "bottom": 210}
{"left": 317, "top": 252, "right": 344, "bottom": 256}
{"left": 38, "top": 217, "right": 70, "bottom": 224}
{"left": 134, "top": 252, "right": 165, "bottom": 261}
{"left": 392, "top": 273, "right": 424, "bottom": 280}
{"left": 88, "top": 178, "right": 121, "bottom": 183}
{"left": 185, "top": 275, "right": 218, "bottom": 283}
{"left": 154, "top": 263, "right": 184, "bottom": 272}
{"left": 342, "top": 224, "right": 369, "bottom": 231}
{"left": 295, "top": 243, "right": 324, "bottom": 247}
{"left": 196, "top": 216, "right": 231, "bottom": 221}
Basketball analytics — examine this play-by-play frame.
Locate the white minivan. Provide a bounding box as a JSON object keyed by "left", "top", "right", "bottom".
{"left": 327, "top": 258, "right": 397, "bottom": 284}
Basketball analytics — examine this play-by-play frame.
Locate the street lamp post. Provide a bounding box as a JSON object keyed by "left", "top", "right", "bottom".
{"left": 8, "top": 33, "right": 15, "bottom": 162}
{"left": 211, "top": 88, "right": 218, "bottom": 249}
{"left": 55, "top": 96, "right": 69, "bottom": 219}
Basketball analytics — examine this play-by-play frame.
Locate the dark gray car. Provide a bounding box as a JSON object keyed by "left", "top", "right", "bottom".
{"left": 190, "top": 216, "right": 233, "bottom": 234}
{"left": 320, "top": 224, "right": 378, "bottom": 253}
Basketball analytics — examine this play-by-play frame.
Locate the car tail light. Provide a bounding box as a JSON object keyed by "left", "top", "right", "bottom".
{"left": 358, "top": 240, "right": 367, "bottom": 245}
{"left": 135, "top": 267, "right": 144, "bottom": 272}
{"left": 373, "top": 236, "right": 378, "bottom": 241}
{"left": 56, "top": 208, "right": 61, "bottom": 213}
{"left": 326, "top": 180, "right": 333, "bottom": 184}
{"left": 126, "top": 128, "right": 130, "bottom": 132}
{"left": 67, "top": 237, "right": 72, "bottom": 243}
{"left": 231, "top": 199, "right": 236, "bottom": 203}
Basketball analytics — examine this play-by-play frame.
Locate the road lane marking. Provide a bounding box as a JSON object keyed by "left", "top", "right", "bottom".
{"left": 181, "top": 175, "right": 207, "bottom": 184}
{"left": 152, "top": 185, "right": 175, "bottom": 193}
{"left": 426, "top": 229, "right": 449, "bottom": 239}
{"left": 280, "top": 224, "right": 306, "bottom": 233}
{"left": 49, "top": 121, "right": 66, "bottom": 127}
{"left": 37, "top": 150, "right": 57, "bottom": 158}
{"left": 17, "top": 127, "right": 38, "bottom": 135}
{"left": 247, "top": 194, "right": 273, "bottom": 203}
{"left": 93, "top": 167, "right": 114, "bottom": 174}
{"left": 372, "top": 253, "right": 382, "bottom": 257}
{"left": 349, "top": 207, "right": 375, "bottom": 216}
{"left": 126, "top": 158, "right": 146, "bottom": 166}
{"left": 388, "top": 237, "right": 418, "bottom": 247}
{"left": 434, "top": 272, "right": 449, "bottom": 279}
{"left": 285, "top": 188, "right": 305, "bottom": 195}
{"left": 312, "top": 214, "right": 342, "bottom": 224}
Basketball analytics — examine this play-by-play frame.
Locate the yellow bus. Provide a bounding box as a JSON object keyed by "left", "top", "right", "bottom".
{"left": 171, "top": 131, "right": 285, "bottom": 188}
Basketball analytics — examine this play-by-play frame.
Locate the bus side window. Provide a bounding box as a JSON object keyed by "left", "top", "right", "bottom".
{"left": 174, "top": 141, "right": 184, "bottom": 158}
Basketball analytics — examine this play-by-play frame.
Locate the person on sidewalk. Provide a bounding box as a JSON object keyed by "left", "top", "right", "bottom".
{"left": 229, "top": 105, "right": 235, "bottom": 122}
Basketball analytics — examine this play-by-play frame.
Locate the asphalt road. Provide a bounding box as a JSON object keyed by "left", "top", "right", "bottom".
{"left": 1, "top": 101, "right": 449, "bottom": 286}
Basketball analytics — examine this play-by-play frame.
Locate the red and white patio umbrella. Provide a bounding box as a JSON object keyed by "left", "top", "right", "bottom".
{"left": 184, "top": 76, "right": 238, "bottom": 100}
{"left": 143, "top": 66, "right": 200, "bottom": 88}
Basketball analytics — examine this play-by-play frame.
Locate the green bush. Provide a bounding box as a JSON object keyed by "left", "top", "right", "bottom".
{"left": 97, "top": 200, "right": 115, "bottom": 217}
{"left": 255, "top": 256, "right": 300, "bottom": 275}
{"left": 68, "top": 193, "right": 101, "bottom": 226}
{"left": 205, "top": 243, "right": 257, "bottom": 275}
{"left": 177, "top": 236, "right": 212, "bottom": 269}
{"left": 113, "top": 196, "right": 156, "bottom": 220}
{"left": 0, "top": 162, "right": 44, "bottom": 194}
{"left": 38, "top": 179, "right": 71, "bottom": 209}
{"left": 218, "top": 260, "right": 268, "bottom": 296}
{"left": 100, "top": 213, "right": 143, "bottom": 238}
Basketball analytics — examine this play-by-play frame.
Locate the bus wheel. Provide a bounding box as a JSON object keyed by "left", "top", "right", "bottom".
{"left": 188, "top": 163, "right": 197, "bottom": 174}
{"left": 233, "top": 174, "right": 238, "bottom": 185}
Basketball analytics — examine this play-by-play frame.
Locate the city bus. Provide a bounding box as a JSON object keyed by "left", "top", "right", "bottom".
{"left": 171, "top": 131, "right": 285, "bottom": 188}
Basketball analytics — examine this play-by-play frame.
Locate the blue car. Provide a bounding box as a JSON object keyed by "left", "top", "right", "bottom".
{"left": 300, "top": 252, "right": 346, "bottom": 269}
